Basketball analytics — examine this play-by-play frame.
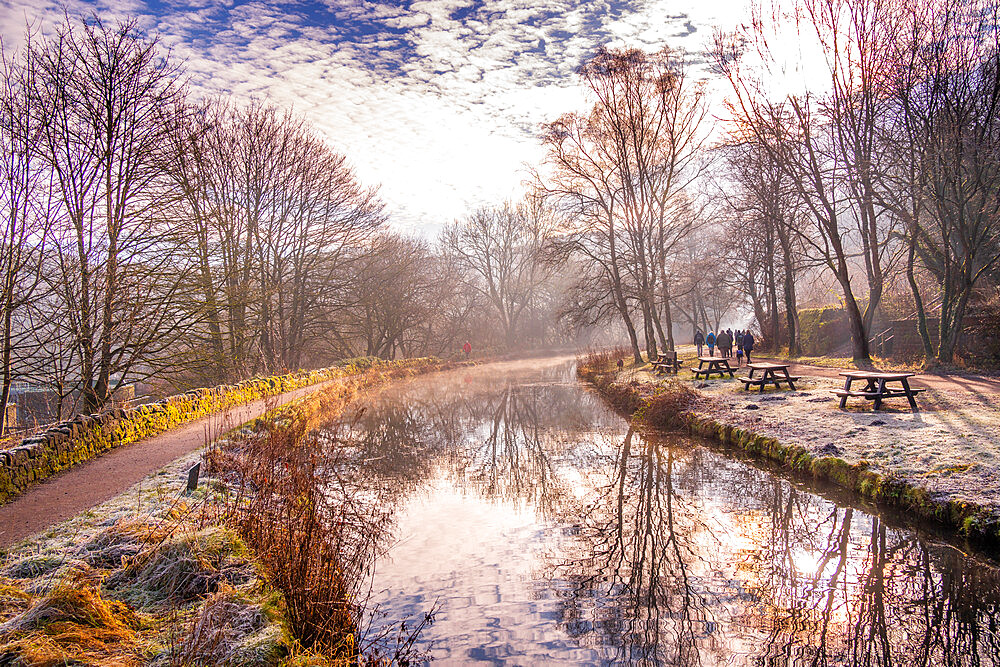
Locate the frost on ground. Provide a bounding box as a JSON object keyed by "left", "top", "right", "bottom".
{"left": 0, "top": 452, "right": 291, "bottom": 666}
{"left": 624, "top": 365, "right": 1000, "bottom": 512}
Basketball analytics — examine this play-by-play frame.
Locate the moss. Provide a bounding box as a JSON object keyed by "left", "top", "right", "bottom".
{"left": 0, "top": 358, "right": 450, "bottom": 506}
{"left": 798, "top": 306, "right": 851, "bottom": 356}
{"left": 582, "top": 371, "right": 1000, "bottom": 549}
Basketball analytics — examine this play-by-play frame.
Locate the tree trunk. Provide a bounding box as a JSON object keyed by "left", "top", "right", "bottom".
{"left": 905, "top": 234, "right": 934, "bottom": 365}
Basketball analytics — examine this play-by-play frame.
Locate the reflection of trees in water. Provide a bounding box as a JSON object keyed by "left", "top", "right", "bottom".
{"left": 713, "top": 454, "right": 1000, "bottom": 666}
{"left": 550, "top": 426, "right": 718, "bottom": 665}
{"left": 550, "top": 429, "right": 1000, "bottom": 665}
{"left": 330, "top": 365, "right": 1000, "bottom": 664}
{"left": 336, "top": 369, "right": 610, "bottom": 513}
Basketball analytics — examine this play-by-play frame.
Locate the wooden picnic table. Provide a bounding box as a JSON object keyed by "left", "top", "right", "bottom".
{"left": 690, "top": 356, "right": 735, "bottom": 380}
{"left": 738, "top": 362, "right": 800, "bottom": 392}
{"left": 651, "top": 351, "right": 682, "bottom": 375}
{"left": 833, "top": 370, "right": 925, "bottom": 411}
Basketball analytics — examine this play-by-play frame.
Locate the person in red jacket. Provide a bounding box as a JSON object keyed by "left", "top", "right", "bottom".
{"left": 462, "top": 341, "right": 472, "bottom": 358}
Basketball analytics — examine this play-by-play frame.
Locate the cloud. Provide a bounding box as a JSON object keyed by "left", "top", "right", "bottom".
{"left": 0, "top": 0, "right": 754, "bottom": 235}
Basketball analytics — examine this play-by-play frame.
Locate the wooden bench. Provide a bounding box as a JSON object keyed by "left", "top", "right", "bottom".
{"left": 651, "top": 351, "right": 682, "bottom": 375}
{"left": 832, "top": 371, "right": 925, "bottom": 411}
{"left": 691, "top": 356, "right": 735, "bottom": 380}
{"left": 738, "top": 362, "right": 800, "bottom": 392}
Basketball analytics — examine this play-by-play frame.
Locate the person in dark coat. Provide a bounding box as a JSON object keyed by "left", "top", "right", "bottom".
{"left": 742, "top": 331, "right": 755, "bottom": 364}
{"left": 716, "top": 330, "right": 731, "bottom": 358}
{"left": 694, "top": 330, "right": 704, "bottom": 357}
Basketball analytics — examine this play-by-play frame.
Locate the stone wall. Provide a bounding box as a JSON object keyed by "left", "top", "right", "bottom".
{"left": 798, "top": 306, "right": 851, "bottom": 356}
{"left": 0, "top": 362, "right": 380, "bottom": 505}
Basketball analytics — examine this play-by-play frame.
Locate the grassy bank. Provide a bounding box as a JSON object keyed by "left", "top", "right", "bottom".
{"left": 577, "top": 349, "right": 1000, "bottom": 547}
{"left": 0, "top": 357, "right": 456, "bottom": 666}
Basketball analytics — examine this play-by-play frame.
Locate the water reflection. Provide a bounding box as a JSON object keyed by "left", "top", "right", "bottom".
{"left": 337, "top": 359, "right": 1000, "bottom": 665}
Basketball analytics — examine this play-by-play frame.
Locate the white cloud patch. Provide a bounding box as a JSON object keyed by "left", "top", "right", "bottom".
{"left": 1, "top": 0, "right": 755, "bottom": 235}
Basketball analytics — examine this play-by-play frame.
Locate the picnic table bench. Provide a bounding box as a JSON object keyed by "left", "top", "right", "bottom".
{"left": 651, "top": 351, "right": 682, "bottom": 375}
{"left": 737, "top": 362, "right": 800, "bottom": 392}
{"left": 832, "top": 371, "right": 925, "bottom": 411}
{"left": 690, "top": 356, "right": 735, "bottom": 380}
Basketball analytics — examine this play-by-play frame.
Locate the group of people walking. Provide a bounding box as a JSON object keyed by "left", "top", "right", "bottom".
{"left": 694, "top": 328, "right": 755, "bottom": 364}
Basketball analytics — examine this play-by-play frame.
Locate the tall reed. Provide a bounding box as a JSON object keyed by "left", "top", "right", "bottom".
{"left": 208, "top": 375, "right": 430, "bottom": 663}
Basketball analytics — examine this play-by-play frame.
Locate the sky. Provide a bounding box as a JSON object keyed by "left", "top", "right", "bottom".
{"left": 0, "top": 0, "right": 754, "bottom": 235}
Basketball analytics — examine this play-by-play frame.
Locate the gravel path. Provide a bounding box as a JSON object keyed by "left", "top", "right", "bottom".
{"left": 0, "top": 381, "right": 333, "bottom": 549}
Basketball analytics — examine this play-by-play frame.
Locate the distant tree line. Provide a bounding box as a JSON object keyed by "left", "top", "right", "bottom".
{"left": 0, "top": 15, "right": 576, "bottom": 431}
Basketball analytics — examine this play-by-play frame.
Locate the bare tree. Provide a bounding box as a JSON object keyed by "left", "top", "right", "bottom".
{"left": 0, "top": 36, "right": 50, "bottom": 432}
{"left": 443, "top": 197, "right": 557, "bottom": 349}
{"left": 714, "top": 0, "right": 905, "bottom": 364}
{"left": 717, "top": 138, "right": 806, "bottom": 353}
{"left": 884, "top": 0, "right": 1000, "bottom": 365}
{"left": 33, "top": 15, "right": 190, "bottom": 411}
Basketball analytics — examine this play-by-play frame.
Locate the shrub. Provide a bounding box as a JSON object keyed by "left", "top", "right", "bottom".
{"left": 640, "top": 381, "right": 700, "bottom": 429}
{"left": 798, "top": 306, "right": 850, "bottom": 356}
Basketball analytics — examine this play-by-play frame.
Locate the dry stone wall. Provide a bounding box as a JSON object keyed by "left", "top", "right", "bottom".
{"left": 0, "top": 364, "right": 367, "bottom": 505}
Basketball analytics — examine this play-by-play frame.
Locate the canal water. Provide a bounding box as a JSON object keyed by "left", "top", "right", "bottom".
{"left": 338, "top": 357, "right": 999, "bottom": 665}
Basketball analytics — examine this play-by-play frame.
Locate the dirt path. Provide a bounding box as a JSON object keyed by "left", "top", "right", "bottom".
{"left": 0, "top": 381, "right": 333, "bottom": 549}
{"left": 751, "top": 355, "right": 1000, "bottom": 394}
{"left": 666, "top": 343, "right": 1000, "bottom": 394}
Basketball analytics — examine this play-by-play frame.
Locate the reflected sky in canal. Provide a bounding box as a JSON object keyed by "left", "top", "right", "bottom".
{"left": 331, "top": 358, "right": 1000, "bottom": 665}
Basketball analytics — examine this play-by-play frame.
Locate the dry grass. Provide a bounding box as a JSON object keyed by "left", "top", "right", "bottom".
{"left": 579, "top": 347, "right": 705, "bottom": 423}
{"left": 207, "top": 370, "right": 436, "bottom": 664}
{"left": 0, "top": 566, "right": 143, "bottom": 666}
{"left": 639, "top": 381, "right": 701, "bottom": 429}
{"left": 107, "top": 526, "right": 254, "bottom": 608}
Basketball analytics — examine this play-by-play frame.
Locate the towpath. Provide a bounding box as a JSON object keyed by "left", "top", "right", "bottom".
{"left": 0, "top": 381, "right": 333, "bottom": 549}
{"left": 751, "top": 355, "right": 1000, "bottom": 395}
{"left": 663, "top": 343, "right": 1000, "bottom": 395}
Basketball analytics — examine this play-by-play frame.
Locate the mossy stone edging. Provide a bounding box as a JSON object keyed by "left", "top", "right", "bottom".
{"left": 0, "top": 357, "right": 425, "bottom": 505}
{"left": 578, "top": 365, "right": 1000, "bottom": 547}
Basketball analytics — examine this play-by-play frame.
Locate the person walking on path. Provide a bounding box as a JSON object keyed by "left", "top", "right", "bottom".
{"left": 694, "top": 330, "right": 704, "bottom": 357}
{"left": 463, "top": 341, "right": 472, "bottom": 358}
{"left": 742, "top": 331, "right": 755, "bottom": 364}
{"left": 726, "top": 329, "right": 735, "bottom": 358}
{"left": 716, "top": 330, "right": 730, "bottom": 358}
{"left": 706, "top": 331, "right": 716, "bottom": 357}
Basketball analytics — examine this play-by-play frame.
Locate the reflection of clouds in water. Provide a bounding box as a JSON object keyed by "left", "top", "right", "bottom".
{"left": 345, "top": 358, "right": 1000, "bottom": 663}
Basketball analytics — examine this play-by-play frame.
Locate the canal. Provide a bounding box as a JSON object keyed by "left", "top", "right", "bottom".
{"left": 333, "top": 357, "right": 999, "bottom": 664}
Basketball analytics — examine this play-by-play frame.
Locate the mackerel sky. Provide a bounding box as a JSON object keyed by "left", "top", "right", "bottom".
{"left": 1, "top": 0, "right": 748, "bottom": 234}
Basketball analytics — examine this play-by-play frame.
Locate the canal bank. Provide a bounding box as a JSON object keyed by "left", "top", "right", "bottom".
{"left": 0, "top": 357, "right": 460, "bottom": 665}
{"left": 577, "top": 350, "right": 1000, "bottom": 548}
